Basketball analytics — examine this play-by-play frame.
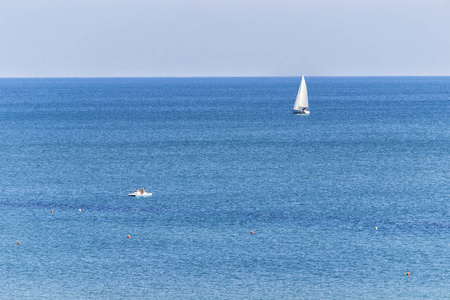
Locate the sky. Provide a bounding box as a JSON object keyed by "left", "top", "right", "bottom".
{"left": 0, "top": 0, "right": 449, "bottom": 77}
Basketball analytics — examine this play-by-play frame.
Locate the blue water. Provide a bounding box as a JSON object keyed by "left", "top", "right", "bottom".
{"left": 0, "top": 77, "right": 449, "bottom": 299}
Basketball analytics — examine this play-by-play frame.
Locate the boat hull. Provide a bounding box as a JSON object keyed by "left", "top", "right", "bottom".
{"left": 293, "top": 109, "right": 310, "bottom": 115}
{"left": 129, "top": 193, "right": 153, "bottom": 197}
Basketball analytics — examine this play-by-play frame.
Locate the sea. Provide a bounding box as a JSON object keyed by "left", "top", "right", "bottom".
{"left": 0, "top": 77, "right": 449, "bottom": 299}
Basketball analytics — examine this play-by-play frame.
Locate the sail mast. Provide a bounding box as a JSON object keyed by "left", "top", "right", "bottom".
{"left": 299, "top": 76, "right": 308, "bottom": 108}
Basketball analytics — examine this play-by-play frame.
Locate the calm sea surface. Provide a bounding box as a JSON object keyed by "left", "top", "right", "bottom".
{"left": 0, "top": 77, "right": 449, "bottom": 299}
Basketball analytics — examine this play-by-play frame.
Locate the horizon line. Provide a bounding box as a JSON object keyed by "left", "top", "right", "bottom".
{"left": 0, "top": 75, "right": 449, "bottom": 79}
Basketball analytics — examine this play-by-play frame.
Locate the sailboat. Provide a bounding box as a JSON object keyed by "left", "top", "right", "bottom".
{"left": 293, "top": 76, "right": 310, "bottom": 115}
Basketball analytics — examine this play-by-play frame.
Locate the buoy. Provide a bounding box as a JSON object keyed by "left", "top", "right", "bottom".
{"left": 407, "top": 272, "right": 410, "bottom": 276}
{"left": 17, "top": 241, "right": 20, "bottom": 245}
{"left": 51, "top": 210, "right": 53, "bottom": 213}
{"left": 375, "top": 227, "right": 377, "bottom": 230}
{"left": 127, "top": 235, "right": 130, "bottom": 239}
{"left": 251, "top": 231, "right": 254, "bottom": 234}
{"left": 79, "top": 209, "right": 81, "bottom": 212}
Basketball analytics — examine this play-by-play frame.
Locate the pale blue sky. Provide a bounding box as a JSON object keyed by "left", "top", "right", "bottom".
{"left": 1, "top": 0, "right": 449, "bottom": 77}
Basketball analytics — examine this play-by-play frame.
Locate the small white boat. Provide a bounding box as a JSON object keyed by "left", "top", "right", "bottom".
{"left": 129, "top": 192, "right": 153, "bottom": 197}
{"left": 293, "top": 76, "right": 310, "bottom": 115}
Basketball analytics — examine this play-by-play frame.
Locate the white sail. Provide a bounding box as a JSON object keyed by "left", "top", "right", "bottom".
{"left": 293, "top": 76, "right": 309, "bottom": 111}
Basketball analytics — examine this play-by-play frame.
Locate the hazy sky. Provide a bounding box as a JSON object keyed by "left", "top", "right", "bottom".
{"left": 1, "top": 0, "right": 449, "bottom": 77}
